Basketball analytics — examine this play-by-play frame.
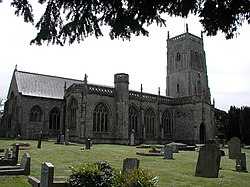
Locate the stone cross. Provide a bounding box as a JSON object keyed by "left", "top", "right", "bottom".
{"left": 228, "top": 137, "right": 241, "bottom": 159}
{"left": 122, "top": 158, "right": 140, "bottom": 173}
{"left": 40, "top": 162, "right": 54, "bottom": 187}
{"left": 195, "top": 143, "right": 221, "bottom": 178}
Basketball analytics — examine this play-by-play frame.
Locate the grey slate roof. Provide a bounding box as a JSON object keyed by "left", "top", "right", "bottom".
{"left": 15, "top": 70, "right": 84, "bottom": 99}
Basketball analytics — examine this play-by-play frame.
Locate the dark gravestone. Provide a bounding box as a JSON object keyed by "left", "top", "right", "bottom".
{"left": 235, "top": 153, "right": 248, "bottom": 172}
{"left": 65, "top": 129, "right": 69, "bottom": 145}
{"left": 41, "top": 162, "right": 54, "bottom": 187}
{"left": 122, "top": 158, "right": 140, "bottom": 173}
{"left": 60, "top": 135, "right": 65, "bottom": 145}
{"left": 3, "top": 148, "right": 11, "bottom": 159}
{"left": 164, "top": 145, "right": 173, "bottom": 159}
{"left": 85, "top": 138, "right": 91, "bottom": 149}
{"left": 195, "top": 143, "right": 221, "bottom": 178}
{"left": 0, "top": 153, "right": 30, "bottom": 175}
{"left": 229, "top": 137, "right": 241, "bottom": 159}
{"left": 37, "top": 131, "right": 42, "bottom": 149}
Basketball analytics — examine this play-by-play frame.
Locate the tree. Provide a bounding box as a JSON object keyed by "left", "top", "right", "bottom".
{"left": 214, "top": 108, "right": 227, "bottom": 140}
{"left": 227, "top": 106, "right": 241, "bottom": 140}
{"left": 10, "top": 0, "right": 250, "bottom": 45}
{"left": 239, "top": 106, "right": 250, "bottom": 145}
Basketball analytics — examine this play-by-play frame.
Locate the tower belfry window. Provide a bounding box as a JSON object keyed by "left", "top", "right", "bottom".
{"left": 176, "top": 52, "right": 181, "bottom": 61}
{"left": 177, "top": 83, "right": 180, "bottom": 93}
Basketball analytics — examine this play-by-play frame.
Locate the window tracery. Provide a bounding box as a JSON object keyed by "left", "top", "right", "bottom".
{"left": 93, "top": 102, "right": 109, "bottom": 133}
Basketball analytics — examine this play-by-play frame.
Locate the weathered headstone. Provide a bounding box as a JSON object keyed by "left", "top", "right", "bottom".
{"left": 37, "top": 131, "right": 42, "bottom": 149}
{"left": 130, "top": 130, "right": 135, "bottom": 146}
{"left": 65, "top": 129, "right": 69, "bottom": 145}
{"left": 195, "top": 143, "right": 221, "bottom": 178}
{"left": 60, "top": 135, "right": 65, "bottom": 145}
{"left": 56, "top": 133, "right": 61, "bottom": 144}
{"left": 85, "top": 138, "right": 91, "bottom": 149}
{"left": 163, "top": 145, "right": 173, "bottom": 159}
{"left": 170, "top": 143, "right": 179, "bottom": 153}
{"left": 229, "top": 137, "right": 241, "bottom": 159}
{"left": 235, "top": 153, "right": 248, "bottom": 172}
{"left": 41, "top": 162, "right": 54, "bottom": 187}
{"left": 4, "top": 148, "right": 11, "bottom": 159}
{"left": 122, "top": 158, "right": 140, "bottom": 173}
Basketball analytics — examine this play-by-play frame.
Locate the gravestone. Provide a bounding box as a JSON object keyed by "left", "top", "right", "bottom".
{"left": 170, "top": 143, "right": 179, "bottom": 153}
{"left": 85, "top": 138, "right": 91, "bottom": 149}
{"left": 195, "top": 143, "right": 221, "bottom": 178}
{"left": 65, "top": 129, "right": 69, "bottom": 145}
{"left": 235, "top": 153, "right": 248, "bottom": 172}
{"left": 229, "top": 137, "right": 241, "bottom": 159}
{"left": 41, "top": 162, "right": 54, "bottom": 187}
{"left": 4, "top": 148, "right": 11, "bottom": 159}
{"left": 56, "top": 133, "right": 61, "bottom": 144}
{"left": 130, "top": 130, "right": 135, "bottom": 146}
{"left": 37, "top": 131, "right": 42, "bottom": 149}
{"left": 60, "top": 135, "right": 65, "bottom": 144}
{"left": 122, "top": 158, "right": 140, "bottom": 173}
{"left": 163, "top": 145, "right": 173, "bottom": 159}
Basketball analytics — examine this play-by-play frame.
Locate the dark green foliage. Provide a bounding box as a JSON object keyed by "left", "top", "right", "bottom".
{"left": 10, "top": 0, "right": 250, "bottom": 45}
{"left": 227, "top": 106, "right": 241, "bottom": 140}
{"left": 240, "top": 107, "right": 250, "bottom": 145}
{"left": 214, "top": 108, "right": 227, "bottom": 140}
{"left": 113, "top": 168, "right": 158, "bottom": 187}
{"left": 68, "top": 161, "right": 115, "bottom": 187}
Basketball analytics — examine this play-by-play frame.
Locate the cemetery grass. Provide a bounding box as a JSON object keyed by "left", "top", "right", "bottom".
{"left": 0, "top": 139, "right": 250, "bottom": 187}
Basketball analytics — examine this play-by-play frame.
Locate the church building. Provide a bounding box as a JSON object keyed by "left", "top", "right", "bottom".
{"left": 1, "top": 29, "right": 216, "bottom": 145}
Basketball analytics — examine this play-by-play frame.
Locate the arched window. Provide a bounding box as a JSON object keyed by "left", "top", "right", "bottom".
{"left": 177, "top": 83, "right": 180, "bottom": 93}
{"left": 176, "top": 52, "right": 181, "bottom": 62}
{"left": 144, "top": 108, "right": 155, "bottom": 134}
{"left": 129, "top": 106, "right": 139, "bottom": 133}
{"left": 49, "top": 108, "right": 60, "bottom": 130}
{"left": 197, "top": 80, "right": 201, "bottom": 94}
{"left": 190, "top": 50, "right": 194, "bottom": 67}
{"left": 93, "top": 102, "right": 109, "bottom": 133}
{"left": 69, "top": 98, "right": 78, "bottom": 128}
{"left": 195, "top": 52, "right": 199, "bottom": 67}
{"left": 162, "top": 110, "right": 172, "bottom": 135}
{"left": 30, "top": 105, "right": 43, "bottom": 122}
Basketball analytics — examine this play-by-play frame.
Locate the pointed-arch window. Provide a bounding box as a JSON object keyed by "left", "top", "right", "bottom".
{"left": 30, "top": 105, "right": 43, "bottom": 122}
{"left": 69, "top": 98, "right": 77, "bottom": 128}
{"left": 145, "top": 108, "right": 155, "bottom": 134}
{"left": 162, "top": 110, "right": 172, "bottom": 135}
{"left": 129, "top": 106, "right": 139, "bottom": 133}
{"left": 176, "top": 52, "right": 181, "bottom": 62}
{"left": 93, "top": 102, "right": 109, "bottom": 133}
{"left": 197, "top": 80, "right": 201, "bottom": 94}
{"left": 49, "top": 108, "right": 60, "bottom": 130}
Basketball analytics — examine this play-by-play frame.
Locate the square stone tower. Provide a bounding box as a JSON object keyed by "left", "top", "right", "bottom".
{"left": 166, "top": 25, "right": 210, "bottom": 98}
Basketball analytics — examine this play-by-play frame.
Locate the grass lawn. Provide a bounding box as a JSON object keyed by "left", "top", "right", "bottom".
{"left": 0, "top": 139, "right": 250, "bottom": 187}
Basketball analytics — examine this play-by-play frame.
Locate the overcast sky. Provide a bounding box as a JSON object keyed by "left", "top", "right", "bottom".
{"left": 0, "top": 2, "right": 249, "bottom": 111}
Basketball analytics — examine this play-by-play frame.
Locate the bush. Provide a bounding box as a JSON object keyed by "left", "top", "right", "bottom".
{"left": 113, "top": 168, "right": 159, "bottom": 187}
{"left": 68, "top": 161, "right": 115, "bottom": 187}
{"left": 68, "top": 161, "right": 158, "bottom": 187}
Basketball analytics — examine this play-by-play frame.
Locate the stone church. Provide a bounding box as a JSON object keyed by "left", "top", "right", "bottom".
{"left": 1, "top": 29, "right": 216, "bottom": 145}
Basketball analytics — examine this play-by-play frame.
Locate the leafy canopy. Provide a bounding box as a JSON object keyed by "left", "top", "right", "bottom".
{"left": 11, "top": 0, "right": 250, "bottom": 45}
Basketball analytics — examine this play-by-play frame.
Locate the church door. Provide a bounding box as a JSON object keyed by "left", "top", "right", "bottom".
{"left": 199, "top": 122, "right": 206, "bottom": 144}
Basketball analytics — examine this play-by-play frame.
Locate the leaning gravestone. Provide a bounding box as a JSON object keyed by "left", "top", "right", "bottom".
{"left": 235, "top": 153, "right": 248, "bottom": 172}
{"left": 164, "top": 145, "right": 173, "bottom": 159}
{"left": 229, "top": 137, "right": 241, "bottom": 159}
{"left": 195, "top": 143, "right": 221, "bottom": 178}
{"left": 122, "top": 158, "right": 140, "bottom": 173}
{"left": 41, "top": 162, "right": 54, "bottom": 187}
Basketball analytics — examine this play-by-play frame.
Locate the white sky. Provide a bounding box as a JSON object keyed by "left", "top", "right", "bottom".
{"left": 0, "top": 2, "right": 250, "bottom": 111}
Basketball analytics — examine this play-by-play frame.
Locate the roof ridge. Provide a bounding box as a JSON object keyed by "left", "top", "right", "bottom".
{"left": 16, "top": 70, "right": 84, "bottom": 82}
